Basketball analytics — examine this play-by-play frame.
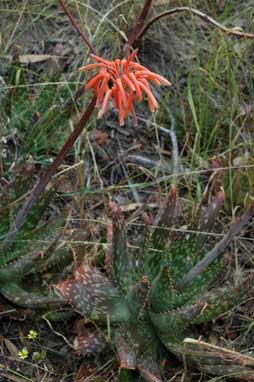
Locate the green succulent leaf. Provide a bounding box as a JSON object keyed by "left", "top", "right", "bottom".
{"left": 0, "top": 185, "right": 57, "bottom": 267}
{"left": 115, "top": 320, "right": 162, "bottom": 380}
{"left": 110, "top": 202, "right": 140, "bottom": 294}
{"left": 177, "top": 338, "right": 254, "bottom": 379}
{"left": 150, "top": 266, "right": 176, "bottom": 313}
{"left": 56, "top": 264, "right": 131, "bottom": 323}
{"left": 1, "top": 282, "right": 63, "bottom": 309}
{"left": 138, "top": 367, "right": 163, "bottom": 382}
{"left": 115, "top": 335, "right": 137, "bottom": 369}
{"left": 194, "top": 275, "right": 254, "bottom": 324}
{"left": 127, "top": 276, "right": 150, "bottom": 320}
{"left": 197, "top": 191, "right": 225, "bottom": 240}
{"left": 119, "top": 368, "right": 136, "bottom": 381}
{"left": 151, "top": 187, "right": 178, "bottom": 250}
{"left": 149, "top": 302, "right": 206, "bottom": 346}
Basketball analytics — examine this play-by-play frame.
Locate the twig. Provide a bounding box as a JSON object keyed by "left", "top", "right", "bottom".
{"left": 123, "top": 0, "right": 154, "bottom": 54}
{"left": 137, "top": 7, "right": 254, "bottom": 42}
{"left": 3, "top": 97, "right": 96, "bottom": 249}
{"left": 58, "top": 0, "right": 97, "bottom": 54}
{"left": 43, "top": 313, "right": 74, "bottom": 348}
{"left": 159, "top": 115, "right": 179, "bottom": 177}
{"left": 117, "top": 137, "right": 140, "bottom": 203}
{"left": 0, "top": 309, "right": 16, "bottom": 316}
{"left": 175, "top": 204, "right": 254, "bottom": 291}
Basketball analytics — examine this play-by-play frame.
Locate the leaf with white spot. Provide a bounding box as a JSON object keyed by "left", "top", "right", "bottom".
{"left": 149, "top": 302, "right": 206, "bottom": 346}
{"left": 74, "top": 326, "right": 106, "bottom": 356}
{"left": 197, "top": 191, "right": 225, "bottom": 245}
{"left": 194, "top": 274, "right": 254, "bottom": 324}
{"left": 115, "top": 335, "right": 137, "bottom": 369}
{"left": 115, "top": 321, "right": 161, "bottom": 379}
{"left": 110, "top": 202, "right": 140, "bottom": 294}
{"left": 56, "top": 264, "right": 131, "bottom": 323}
{"left": 127, "top": 276, "right": 150, "bottom": 320}
{"left": 151, "top": 187, "right": 178, "bottom": 250}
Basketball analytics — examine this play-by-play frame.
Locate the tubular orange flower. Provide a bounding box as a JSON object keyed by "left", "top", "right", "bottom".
{"left": 79, "top": 49, "right": 171, "bottom": 126}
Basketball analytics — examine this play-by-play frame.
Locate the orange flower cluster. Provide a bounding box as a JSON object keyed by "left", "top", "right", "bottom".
{"left": 79, "top": 49, "right": 171, "bottom": 126}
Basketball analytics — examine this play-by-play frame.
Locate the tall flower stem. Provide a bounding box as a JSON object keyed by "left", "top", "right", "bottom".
{"left": 59, "top": 0, "right": 97, "bottom": 54}
{"left": 3, "top": 97, "right": 96, "bottom": 249}
{"left": 123, "top": 0, "right": 154, "bottom": 55}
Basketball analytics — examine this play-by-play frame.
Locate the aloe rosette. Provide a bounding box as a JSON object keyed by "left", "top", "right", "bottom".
{"left": 56, "top": 189, "right": 254, "bottom": 381}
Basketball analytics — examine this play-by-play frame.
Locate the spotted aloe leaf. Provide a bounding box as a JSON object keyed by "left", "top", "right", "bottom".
{"left": 74, "top": 326, "right": 106, "bottom": 356}
{"left": 115, "top": 335, "right": 137, "bottom": 370}
{"left": 194, "top": 274, "right": 254, "bottom": 325}
{"left": 0, "top": 252, "right": 42, "bottom": 282}
{"left": 56, "top": 264, "right": 131, "bottom": 323}
{"left": 149, "top": 302, "right": 206, "bottom": 346}
{"left": 0, "top": 163, "right": 36, "bottom": 240}
{"left": 151, "top": 187, "right": 178, "bottom": 250}
{"left": 167, "top": 192, "right": 226, "bottom": 282}
{"left": 126, "top": 276, "right": 150, "bottom": 320}
{"left": 110, "top": 202, "right": 140, "bottom": 294}
{"left": 0, "top": 170, "right": 74, "bottom": 310}
{"left": 74, "top": 361, "right": 96, "bottom": 381}
{"left": 150, "top": 266, "right": 176, "bottom": 313}
{"left": 115, "top": 321, "right": 162, "bottom": 378}
{"left": 176, "top": 203, "right": 254, "bottom": 292}
{"left": 197, "top": 191, "right": 225, "bottom": 240}
{"left": 176, "top": 338, "right": 254, "bottom": 380}
{"left": 1, "top": 282, "right": 63, "bottom": 309}
{"left": 142, "top": 189, "right": 178, "bottom": 281}
{"left": 138, "top": 368, "right": 163, "bottom": 382}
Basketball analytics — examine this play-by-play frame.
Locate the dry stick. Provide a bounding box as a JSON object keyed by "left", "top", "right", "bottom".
{"left": 3, "top": 97, "right": 96, "bottom": 249}
{"left": 137, "top": 7, "right": 254, "bottom": 42}
{"left": 53, "top": 0, "right": 100, "bottom": 114}
{"left": 58, "top": 0, "right": 97, "bottom": 54}
{"left": 123, "top": 0, "right": 154, "bottom": 55}
{"left": 175, "top": 204, "right": 254, "bottom": 292}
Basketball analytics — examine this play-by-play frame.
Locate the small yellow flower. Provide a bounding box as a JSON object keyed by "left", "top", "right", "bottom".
{"left": 27, "top": 329, "right": 38, "bottom": 340}
{"left": 18, "top": 347, "right": 29, "bottom": 360}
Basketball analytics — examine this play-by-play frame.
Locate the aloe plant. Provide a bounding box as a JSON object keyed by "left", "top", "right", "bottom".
{"left": 0, "top": 55, "right": 80, "bottom": 309}
{"left": 56, "top": 188, "right": 254, "bottom": 381}
{"left": 0, "top": 164, "right": 72, "bottom": 309}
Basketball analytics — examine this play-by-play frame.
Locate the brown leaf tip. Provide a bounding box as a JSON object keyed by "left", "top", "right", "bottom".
{"left": 109, "top": 201, "right": 124, "bottom": 225}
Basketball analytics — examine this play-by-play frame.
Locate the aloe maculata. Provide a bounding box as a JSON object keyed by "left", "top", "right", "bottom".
{"left": 0, "top": 164, "right": 71, "bottom": 309}
{"left": 56, "top": 189, "right": 254, "bottom": 381}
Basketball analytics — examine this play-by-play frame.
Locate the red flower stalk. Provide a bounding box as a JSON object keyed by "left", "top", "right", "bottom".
{"left": 79, "top": 49, "right": 171, "bottom": 126}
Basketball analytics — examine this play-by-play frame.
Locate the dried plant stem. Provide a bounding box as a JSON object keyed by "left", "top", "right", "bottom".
{"left": 137, "top": 7, "right": 254, "bottom": 41}
{"left": 58, "top": 0, "right": 97, "bottom": 54}
{"left": 3, "top": 97, "right": 96, "bottom": 249}
{"left": 175, "top": 204, "right": 254, "bottom": 291}
{"left": 159, "top": 115, "right": 179, "bottom": 178}
{"left": 124, "top": 0, "right": 154, "bottom": 54}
